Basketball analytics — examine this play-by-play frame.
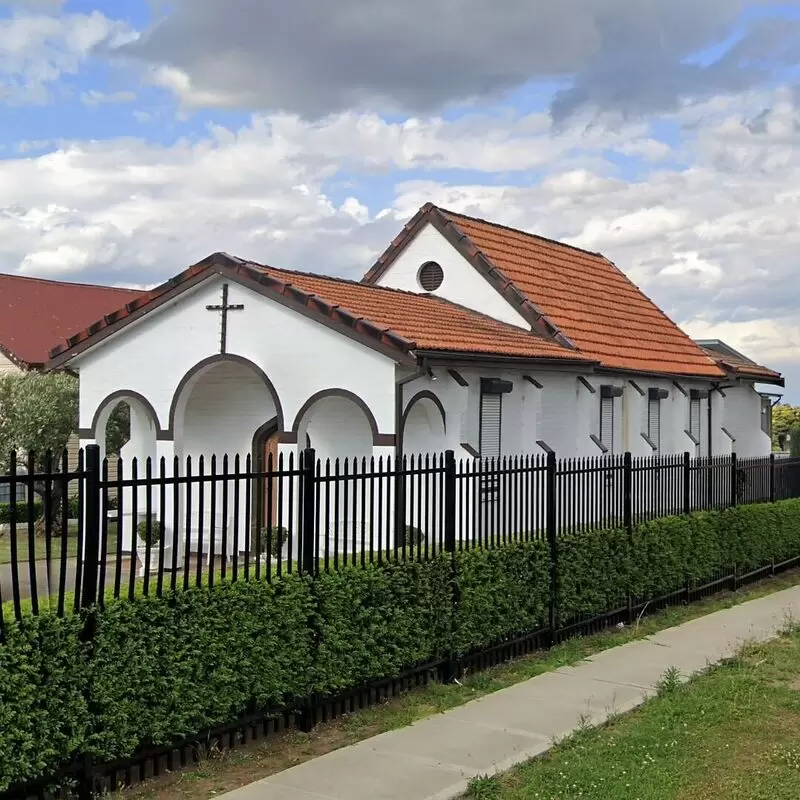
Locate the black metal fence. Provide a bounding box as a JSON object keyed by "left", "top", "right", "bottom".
{"left": 1, "top": 447, "right": 799, "bottom": 625}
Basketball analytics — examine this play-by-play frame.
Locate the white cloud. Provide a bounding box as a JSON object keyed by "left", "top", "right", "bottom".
{"left": 0, "top": 9, "right": 134, "bottom": 104}
{"left": 0, "top": 85, "right": 799, "bottom": 380}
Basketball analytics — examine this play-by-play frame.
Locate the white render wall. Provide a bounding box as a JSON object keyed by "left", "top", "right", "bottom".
{"left": 373, "top": 223, "right": 529, "bottom": 329}
{"left": 724, "top": 384, "right": 772, "bottom": 458}
{"left": 76, "top": 274, "right": 397, "bottom": 443}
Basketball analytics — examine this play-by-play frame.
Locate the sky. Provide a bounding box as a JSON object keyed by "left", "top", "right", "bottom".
{"left": 1, "top": 0, "right": 800, "bottom": 397}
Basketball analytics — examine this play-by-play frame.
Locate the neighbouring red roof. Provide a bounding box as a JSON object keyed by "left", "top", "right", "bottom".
{"left": 0, "top": 273, "right": 145, "bottom": 368}
{"left": 697, "top": 341, "right": 784, "bottom": 386}
{"left": 46, "top": 254, "right": 596, "bottom": 367}
{"left": 364, "top": 204, "right": 727, "bottom": 379}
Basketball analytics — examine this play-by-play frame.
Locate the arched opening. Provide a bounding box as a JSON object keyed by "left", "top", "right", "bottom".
{"left": 294, "top": 391, "right": 379, "bottom": 557}
{"left": 91, "top": 392, "right": 160, "bottom": 560}
{"left": 401, "top": 391, "right": 447, "bottom": 548}
{"left": 294, "top": 391, "right": 376, "bottom": 465}
{"left": 402, "top": 391, "right": 447, "bottom": 457}
{"left": 172, "top": 357, "right": 283, "bottom": 565}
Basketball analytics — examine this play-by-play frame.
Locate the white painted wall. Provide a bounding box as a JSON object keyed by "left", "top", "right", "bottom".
{"left": 74, "top": 273, "right": 399, "bottom": 561}
{"left": 75, "top": 275, "right": 397, "bottom": 442}
{"left": 725, "top": 384, "right": 771, "bottom": 457}
{"left": 373, "top": 223, "right": 530, "bottom": 329}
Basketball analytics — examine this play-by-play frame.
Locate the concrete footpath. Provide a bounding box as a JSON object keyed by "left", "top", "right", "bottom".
{"left": 220, "top": 586, "right": 800, "bottom": 800}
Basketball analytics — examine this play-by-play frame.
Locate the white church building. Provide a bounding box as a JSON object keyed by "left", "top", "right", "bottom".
{"left": 45, "top": 203, "right": 783, "bottom": 554}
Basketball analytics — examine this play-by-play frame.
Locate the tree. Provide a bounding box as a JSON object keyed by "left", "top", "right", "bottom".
{"left": 0, "top": 371, "right": 78, "bottom": 473}
{"left": 772, "top": 404, "right": 800, "bottom": 451}
{"left": 0, "top": 371, "right": 129, "bottom": 533}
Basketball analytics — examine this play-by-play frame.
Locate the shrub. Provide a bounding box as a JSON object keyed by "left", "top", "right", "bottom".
{"left": 402, "top": 525, "right": 425, "bottom": 546}
{"left": 256, "top": 526, "right": 288, "bottom": 558}
{"left": 452, "top": 541, "right": 550, "bottom": 655}
{"left": 3, "top": 499, "right": 800, "bottom": 790}
{"left": 0, "top": 612, "right": 89, "bottom": 793}
{"left": 88, "top": 577, "right": 316, "bottom": 761}
{"left": 136, "top": 519, "right": 164, "bottom": 546}
{"left": 0, "top": 500, "right": 43, "bottom": 526}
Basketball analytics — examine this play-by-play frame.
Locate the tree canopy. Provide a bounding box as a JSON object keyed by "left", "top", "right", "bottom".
{"left": 0, "top": 371, "right": 130, "bottom": 472}
{"left": 772, "top": 403, "right": 800, "bottom": 451}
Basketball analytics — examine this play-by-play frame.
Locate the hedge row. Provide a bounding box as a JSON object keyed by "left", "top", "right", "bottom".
{"left": 3, "top": 499, "right": 800, "bottom": 791}
{"left": 0, "top": 501, "right": 43, "bottom": 525}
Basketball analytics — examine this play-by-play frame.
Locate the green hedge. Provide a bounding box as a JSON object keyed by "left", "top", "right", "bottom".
{"left": 557, "top": 499, "right": 800, "bottom": 623}
{"left": 452, "top": 541, "right": 550, "bottom": 655}
{"left": 0, "top": 501, "right": 43, "bottom": 525}
{"left": 311, "top": 558, "right": 452, "bottom": 694}
{"left": 88, "top": 576, "right": 316, "bottom": 761}
{"left": 3, "top": 499, "right": 800, "bottom": 791}
{"left": 0, "top": 613, "right": 89, "bottom": 791}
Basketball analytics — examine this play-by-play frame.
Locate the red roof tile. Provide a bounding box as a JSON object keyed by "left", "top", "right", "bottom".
{"left": 249, "top": 262, "right": 590, "bottom": 362}
{"left": 0, "top": 273, "right": 144, "bottom": 368}
{"left": 364, "top": 205, "right": 726, "bottom": 379}
{"left": 46, "top": 254, "right": 595, "bottom": 368}
{"left": 698, "top": 342, "right": 783, "bottom": 385}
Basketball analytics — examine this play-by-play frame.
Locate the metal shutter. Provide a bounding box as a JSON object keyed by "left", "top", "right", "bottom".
{"left": 479, "top": 393, "right": 502, "bottom": 459}
{"left": 648, "top": 394, "right": 661, "bottom": 453}
{"left": 690, "top": 395, "right": 701, "bottom": 442}
{"left": 600, "top": 395, "right": 614, "bottom": 453}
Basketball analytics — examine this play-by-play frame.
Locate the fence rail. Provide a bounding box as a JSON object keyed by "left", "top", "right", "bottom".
{"left": 1, "top": 447, "right": 799, "bottom": 625}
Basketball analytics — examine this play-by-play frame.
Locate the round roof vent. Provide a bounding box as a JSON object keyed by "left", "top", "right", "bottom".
{"left": 417, "top": 261, "right": 444, "bottom": 292}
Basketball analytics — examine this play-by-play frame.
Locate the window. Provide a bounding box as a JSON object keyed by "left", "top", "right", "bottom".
{"left": 479, "top": 393, "right": 502, "bottom": 459}
{"left": 761, "top": 396, "right": 773, "bottom": 437}
{"left": 417, "top": 261, "right": 444, "bottom": 292}
{"left": 479, "top": 377, "right": 512, "bottom": 501}
{"left": 599, "top": 386, "right": 623, "bottom": 453}
{"left": 647, "top": 388, "right": 669, "bottom": 453}
{"left": 0, "top": 481, "right": 26, "bottom": 505}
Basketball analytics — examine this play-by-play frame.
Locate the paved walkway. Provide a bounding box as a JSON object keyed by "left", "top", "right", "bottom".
{"left": 220, "top": 585, "right": 800, "bottom": 800}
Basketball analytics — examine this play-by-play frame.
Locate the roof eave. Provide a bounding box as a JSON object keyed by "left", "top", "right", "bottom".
{"left": 414, "top": 349, "right": 599, "bottom": 370}
{"left": 594, "top": 364, "right": 728, "bottom": 382}
{"left": 46, "top": 254, "right": 419, "bottom": 371}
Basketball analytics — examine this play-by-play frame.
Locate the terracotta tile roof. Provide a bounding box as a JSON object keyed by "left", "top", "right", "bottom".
{"left": 697, "top": 341, "right": 784, "bottom": 386}
{"left": 47, "top": 253, "right": 595, "bottom": 368}
{"left": 0, "top": 272, "right": 144, "bottom": 368}
{"left": 247, "top": 262, "right": 590, "bottom": 362}
{"left": 364, "top": 204, "right": 725, "bottom": 379}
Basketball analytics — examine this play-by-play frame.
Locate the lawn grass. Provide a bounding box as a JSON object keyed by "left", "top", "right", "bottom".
{"left": 0, "top": 522, "right": 119, "bottom": 564}
{"left": 113, "top": 568, "right": 800, "bottom": 800}
{"left": 465, "top": 625, "right": 800, "bottom": 800}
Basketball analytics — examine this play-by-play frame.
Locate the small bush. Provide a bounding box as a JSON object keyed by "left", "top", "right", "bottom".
{"left": 256, "top": 527, "right": 288, "bottom": 558}
{"left": 136, "top": 519, "right": 164, "bottom": 546}
{"left": 0, "top": 501, "right": 43, "bottom": 526}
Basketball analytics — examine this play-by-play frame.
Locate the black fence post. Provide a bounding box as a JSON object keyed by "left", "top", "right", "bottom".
{"left": 769, "top": 452, "right": 776, "bottom": 503}
{"left": 443, "top": 450, "right": 459, "bottom": 680}
{"left": 730, "top": 452, "right": 738, "bottom": 508}
{"left": 622, "top": 452, "right": 633, "bottom": 624}
{"left": 683, "top": 452, "right": 691, "bottom": 515}
{"left": 444, "top": 450, "right": 456, "bottom": 554}
{"left": 546, "top": 451, "right": 558, "bottom": 644}
{"left": 81, "top": 444, "right": 102, "bottom": 610}
{"left": 300, "top": 448, "right": 317, "bottom": 576}
{"left": 622, "top": 452, "right": 632, "bottom": 534}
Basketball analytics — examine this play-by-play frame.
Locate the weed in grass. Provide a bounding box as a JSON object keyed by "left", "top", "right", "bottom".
{"left": 467, "top": 774, "right": 501, "bottom": 799}
{"left": 657, "top": 665, "right": 683, "bottom": 696}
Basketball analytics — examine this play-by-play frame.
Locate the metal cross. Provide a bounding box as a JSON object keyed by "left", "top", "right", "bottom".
{"left": 206, "top": 283, "right": 244, "bottom": 353}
